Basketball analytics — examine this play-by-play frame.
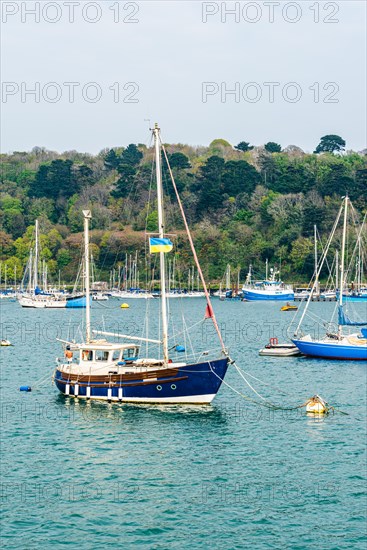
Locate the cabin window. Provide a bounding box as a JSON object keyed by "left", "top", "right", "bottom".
{"left": 112, "top": 350, "right": 120, "bottom": 361}
{"left": 123, "top": 348, "right": 138, "bottom": 359}
{"left": 96, "top": 350, "right": 109, "bottom": 361}
{"left": 82, "top": 350, "right": 93, "bottom": 361}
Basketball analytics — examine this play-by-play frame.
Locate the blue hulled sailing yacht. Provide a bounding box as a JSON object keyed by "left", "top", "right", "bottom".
{"left": 54, "top": 124, "right": 230, "bottom": 403}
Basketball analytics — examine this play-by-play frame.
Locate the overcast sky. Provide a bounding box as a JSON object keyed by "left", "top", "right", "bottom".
{"left": 1, "top": 0, "right": 366, "bottom": 153}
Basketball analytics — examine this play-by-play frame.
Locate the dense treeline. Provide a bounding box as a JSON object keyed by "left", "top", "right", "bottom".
{"left": 0, "top": 136, "right": 366, "bottom": 286}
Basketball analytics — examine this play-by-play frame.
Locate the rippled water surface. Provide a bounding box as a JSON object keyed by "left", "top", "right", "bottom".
{"left": 1, "top": 298, "right": 366, "bottom": 549}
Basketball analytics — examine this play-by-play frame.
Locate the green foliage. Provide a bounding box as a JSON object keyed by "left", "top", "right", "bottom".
{"left": 29, "top": 159, "right": 78, "bottom": 201}
{"left": 314, "top": 134, "right": 346, "bottom": 154}
{"left": 3, "top": 257, "right": 23, "bottom": 281}
{"left": 222, "top": 160, "right": 260, "bottom": 196}
{"left": 104, "top": 149, "right": 119, "bottom": 170}
{"left": 197, "top": 156, "right": 225, "bottom": 212}
{"left": 234, "top": 142, "right": 254, "bottom": 152}
{"left": 121, "top": 144, "right": 143, "bottom": 166}
{"left": 57, "top": 248, "right": 72, "bottom": 269}
{"left": 113, "top": 165, "right": 137, "bottom": 198}
{"left": 146, "top": 211, "right": 158, "bottom": 232}
{"left": 290, "top": 237, "right": 314, "bottom": 275}
{"left": 233, "top": 209, "right": 254, "bottom": 224}
{"left": 27, "top": 198, "right": 55, "bottom": 223}
{"left": 167, "top": 152, "right": 191, "bottom": 170}
{"left": 1, "top": 140, "right": 366, "bottom": 284}
{"left": 264, "top": 142, "right": 282, "bottom": 153}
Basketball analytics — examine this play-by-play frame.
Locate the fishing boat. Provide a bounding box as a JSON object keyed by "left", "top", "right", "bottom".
{"left": 242, "top": 262, "right": 294, "bottom": 301}
{"left": 54, "top": 124, "right": 230, "bottom": 404}
{"left": 292, "top": 197, "right": 367, "bottom": 361}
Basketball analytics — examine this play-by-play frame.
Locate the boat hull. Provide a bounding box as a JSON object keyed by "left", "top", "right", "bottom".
{"left": 243, "top": 290, "right": 294, "bottom": 301}
{"left": 54, "top": 357, "right": 229, "bottom": 404}
{"left": 66, "top": 296, "right": 88, "bottom": 308}
{"left": 259, "top": 345, "right": 300, "bottom": 357}
{"left": 292, "top": 339, "right": 367, "bottom": 361}
{"left": 18, "top": 296, "right": 66, "bottom": 308}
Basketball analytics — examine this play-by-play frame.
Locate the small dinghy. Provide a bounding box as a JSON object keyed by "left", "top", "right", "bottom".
{"left": 281, "top": 303, "right": 298, "bottom": 312}
{"left": 1, "top": 339, "right": 12, "bottom": 347}
{"left": 305, "top": 395, "right": 329, "bottom": 414}
{"left": 259, "top": 338, "right": 301, "bottom": 356}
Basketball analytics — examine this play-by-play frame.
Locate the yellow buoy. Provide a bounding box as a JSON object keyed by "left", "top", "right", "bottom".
{"left": 305, "top": 395, "right": 328, "bottom": 414}
{"left": 120, "top": 303, "right": 130, "bottom": 309}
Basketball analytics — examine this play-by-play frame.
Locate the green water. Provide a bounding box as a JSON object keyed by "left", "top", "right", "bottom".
{"left": 1, "top": 299, "right": 366, "bottom": 549}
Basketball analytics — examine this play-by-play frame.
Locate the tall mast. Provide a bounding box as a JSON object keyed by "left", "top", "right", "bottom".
{"left": 314, "top": 225, "right": 319, "bottom": 295}
{"left": 153, "top": 123, "right": 169, "bottom": 364}
{"left": 83, "top": 210, "right": 92, "bottom": 343}
{"left": 34, "top": 219, "right": 39, "bottom": 290}
{"left": 338, "top": 197, "right": 348, "bottom": 336}
{"left": 265, "top": 258, "right": 268, "bottom": 280}
{"left": 335, "top": 250, "right": 339, "bottom": 292}
{"left": 358, "top": 236, "right": 361, "bottom": 292}
{"left": 29, "top": 249, "right": 33, "bottom": 292}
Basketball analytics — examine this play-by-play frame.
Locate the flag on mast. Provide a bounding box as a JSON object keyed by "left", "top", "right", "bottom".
{"left": 149, "top": 237, "right": 173, "bottom": 254}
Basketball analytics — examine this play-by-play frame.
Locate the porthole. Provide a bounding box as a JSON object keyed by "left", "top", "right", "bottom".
{"left": 156, "top": 385, "right": 162, "bottom": 391}
{"left": 171, "top": 384, "right": 176, "bottom": 390}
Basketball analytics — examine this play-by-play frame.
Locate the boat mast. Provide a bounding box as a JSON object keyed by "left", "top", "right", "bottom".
{"left": 34, "top": 219, "right": 39, "bottom": 290}
{"left": 29, "top": 249, "right": 33, "bottom": 292}
{"left": 314, "top": 225, "right": 319, "bottom": 296}
{"left": 338, "top": 197, "right": 348, "bottom": 337}
{"left": 153, "top": 123, "right": 169, "bottom": 364}
{"left": 335, "top": 250, "right": 339, "bottom": 293}
{"left": 83, "top": 210, "right": 92, "bottom": 343}
{"left": 357, "top": 236, "right": 361, "bottom": 293}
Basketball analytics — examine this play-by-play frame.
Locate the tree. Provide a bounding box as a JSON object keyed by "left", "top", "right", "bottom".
{"left": 113, "top": 165, "right": 137, "bottom": 198}
{"left": 234, "top": 141, "right": 254, "bottom": 152}
{"left": 314, "top": 135, "right": 345, "bottom": 154}
{"left": 167, "top": 152, "right": 191, "bottom": 170}
{"left": 104, "top": 149, "right": 119, "bottom": 170}
{"left": 317, "top": 162, "right": 354, "bottom": 197}
{"left": 222, "top": 160, "right": 260, "bottom": 196}
{"left": 264, "top": 142, "right": 282, "bottom": 153}
{"left": 29, "top": 159, "right": 77, "bottom": 200}
{"left": 196, "top": 156, "right": 225, "bottom": 213}
{"left": 76, "top": 165, "right": 94, "bottom": 186}
{"left": 120, "top": 144, "right": 143, "bottom": 166}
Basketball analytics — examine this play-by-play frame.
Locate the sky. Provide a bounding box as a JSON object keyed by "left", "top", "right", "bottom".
{"left": 1, "top": 0, "right": 366, "bottom": 153}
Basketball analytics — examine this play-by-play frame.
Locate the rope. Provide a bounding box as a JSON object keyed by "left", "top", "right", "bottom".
{"left": 161, "top": 141, "right": 226, "bottom": 353}
{"left": 29, "top": 370, "right": 54, "bottom": 390}
{"left": 209, "top": 359, "right": 349, "bottom": 415}
{"left": 208, "top": 361, "right": 305, "bottom": 411}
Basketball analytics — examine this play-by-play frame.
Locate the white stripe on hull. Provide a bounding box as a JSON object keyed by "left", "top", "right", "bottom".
{"left": 63, "top": 393, "right": 216, "bottom": 404}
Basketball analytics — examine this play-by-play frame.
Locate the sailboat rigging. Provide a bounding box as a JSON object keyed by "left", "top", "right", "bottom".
{"left": 292, "top": 196, "right": 367, "bottom": 361}
{"left": 54, "top": 124, "right": 230, "bottom": 403}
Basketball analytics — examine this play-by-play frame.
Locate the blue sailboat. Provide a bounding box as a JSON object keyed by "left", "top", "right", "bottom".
{"left": 293, "top": 197, "right": 367, "bottom": 361}
{"left": 54, "top": 124, "right": 230, "bottom": 403}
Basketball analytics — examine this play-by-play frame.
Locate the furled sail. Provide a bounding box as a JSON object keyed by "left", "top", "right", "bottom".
{"left": 338, "top": 305, "right": 367, "bottom": 327}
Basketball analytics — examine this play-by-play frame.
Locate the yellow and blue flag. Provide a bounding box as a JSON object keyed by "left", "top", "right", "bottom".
{"left": 149, "top": 237, "right": 173, "bottom": 254}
